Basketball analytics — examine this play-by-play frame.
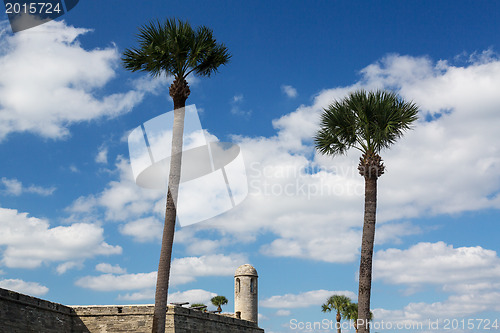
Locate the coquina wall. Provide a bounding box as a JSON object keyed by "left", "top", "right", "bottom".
{"left": 0, "top": 288, "right": 264, "bottom": 333}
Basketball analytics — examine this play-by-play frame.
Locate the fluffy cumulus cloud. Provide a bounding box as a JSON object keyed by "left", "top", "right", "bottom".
{"left": 0, "top": 279, "right": 48, "bottom": 296}
{"left": 371, "top": 241, "right": 500, "bottom": 324}
{"left": 260, "top": 289, "right": 356, "bottom": 309}
{"left": 66, "top": 156, "right": 165, "bottom": 223}
{"left": 0, "top": 20, "right": 165, "bottom": 141}
{"left": 119, "top": 217, "right": 162, "bottom": 243}
{"left": 374, "top": 242, "right": 500, "bottom": 287}
{"left": 76, "top": 254, "right": 246, "bottom": 300}
{"left": 171, "top": 253, "right": 246, "bottom": 285}
{"left": 0, "top": 207, "right": 121, "bottom": 269}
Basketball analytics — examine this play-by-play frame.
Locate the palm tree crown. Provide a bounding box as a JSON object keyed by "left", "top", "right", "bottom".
{"left": 322, "top": 295, "right": 352, "bottom": 314}
{"left": 315, "top": 89, "right": 418, "bottom": 158}
{"left": 211, "top": 295, "right": 228, "bottom": 312}
{"left": 122, "top": 18, "right": 231, "bottom": 80}
{"left": 322, "top": 295, "right": 352, "bottom": 333}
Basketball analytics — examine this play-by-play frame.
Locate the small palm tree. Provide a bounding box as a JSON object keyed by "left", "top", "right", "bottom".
{"left": 315, "top": 90, "right": 418, "bottom": 333}
{"left": 211, "top": 295, "right": 228, "bottom": 312}
{"left": 122, "top": 18, "right": 230, "bottom": 333}
{"left": 321, "top": 295, "right": 352, "bottom": 333}
{"left": 346, "top": 302, "right": 373, "bottom": 333}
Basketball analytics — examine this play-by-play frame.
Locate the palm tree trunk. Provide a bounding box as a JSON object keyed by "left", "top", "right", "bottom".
{"left": 152, "top": 78, "right": 189, "bottom": 333}
{"left": 357, "top": 176, "right": 377, "bottom": 333}
{"left": 336, "top": 311, "right": 342, "bottom": 333}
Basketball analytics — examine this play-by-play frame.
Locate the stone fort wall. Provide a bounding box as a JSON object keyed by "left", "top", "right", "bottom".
{"left": 0, "top": 288, "right": 264, "bottom": 333}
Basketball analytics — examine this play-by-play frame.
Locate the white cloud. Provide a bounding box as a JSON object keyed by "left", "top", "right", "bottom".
{"left": 372, "top": 242, "right": 500, "bottom": 324}
{"left": 0, "top": 279, "right": 48, "bottom": 296}
{"left": 1, "top": 177, "right": 56, "bottom": 196}
{"left": 0, "top": 20, "right": 151, "bottom": 141}
{"left": 172, "top": 228, "right": 229, "bottom": 256}
{"left": 0, "top": 207, "right": 121, "bottom": 268}
{"left": 230, "top": 94, "right": 252, "bottom": 117}
{"left": 95, "top": 145, "right": 108, "bottom": 164}
{"left": 374, "top": 221, "right": 422, "bottom": 245}
{"left": 260, "top": 290, "right": 356, "bottom": 309}
{"left": 171, "top": 253, "right": 247, "bottom": 286}
{"left": 168, "top": 289, "right": 217, "bottom": 305}
{"left": 374, "top": 241, "right": 500, "bottom": 288}
{"left": 25, "top": 184, "right": 56, "bottom": 196}
{"left": 0, "top": 178, "right": 21, "bottom": 195}
{"left": 275, "top": 309, "right": 292, "bottom": 316}
{"left": 132, "top": 75, "right": 173, "bottom": 95}
{"left": 373, "top": 292, "right": 500, "bottom": 329}
{"left": 75, "top": 272, "right": 157, "bottom": 291}
{"left": 56, "top": 261, "right": 83, "bottom": 274}
{"left": 117, "top": 288, "right": 217, "bottom": 304}
{"left": 119, "top": 217, "right": 162, "bottom": 243}
{"left": 66, "top": 156, "right": 165, "bottom": 222}
{"left": 96, "top": 263, "right": 127, "bottom": 274}
{"left": 281, "top": 85, "right": 298, "bottom": 98}
{"left": 116, "top": 289, "right": 154, "bottom": 301}
{"left": 76, "top": 254, "right": 246, "bottom": 292}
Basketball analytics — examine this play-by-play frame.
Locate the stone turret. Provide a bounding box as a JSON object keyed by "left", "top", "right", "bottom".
{"left": 234, "top": 264, "right": 258, "bottom": 324}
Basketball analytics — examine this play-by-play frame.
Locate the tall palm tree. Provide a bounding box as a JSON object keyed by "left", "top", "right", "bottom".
{"left": 346, "top": 302, "right": 373, "bottom": 333}
{"left": 321, "top": 294, "right": 352, "bottom": 333}
{"left": 122, "top": 18, "right": 230, "bottom": 333}
{"left": 211, "top": 295, "right": 228, "bottom": 312}
{"left": 315, "top": 90, "right": 418, "bottom": 333}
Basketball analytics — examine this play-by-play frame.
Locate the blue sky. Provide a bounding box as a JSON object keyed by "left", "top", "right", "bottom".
{"left": 1, "top": 1, "right": 500, "bottom": 332}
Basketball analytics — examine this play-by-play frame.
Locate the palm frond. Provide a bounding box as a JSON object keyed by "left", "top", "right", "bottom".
{"left": 320, "top": 294, "right": 352, "bottom": 317}
{"left": 315, "top": 89, "right": 419, "bottom": 156}
{"left": 314, "top": 100, "right": 359, "bottom": 156}
{"left": 122, "top": 18, "right": 230, "bottom": 80}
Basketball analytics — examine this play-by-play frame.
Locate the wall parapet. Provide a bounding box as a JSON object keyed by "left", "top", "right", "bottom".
{"left": 169, "top": 305, "right": 263, "bottom": 331}
{"left": 0, "top": 287, "right": 72, "bottom": 315}
{"left": 0, "top": 288, "right": 264, "bottom": 332}
{"left": 0, "top": 288, "right": 73, "bottom": 333}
